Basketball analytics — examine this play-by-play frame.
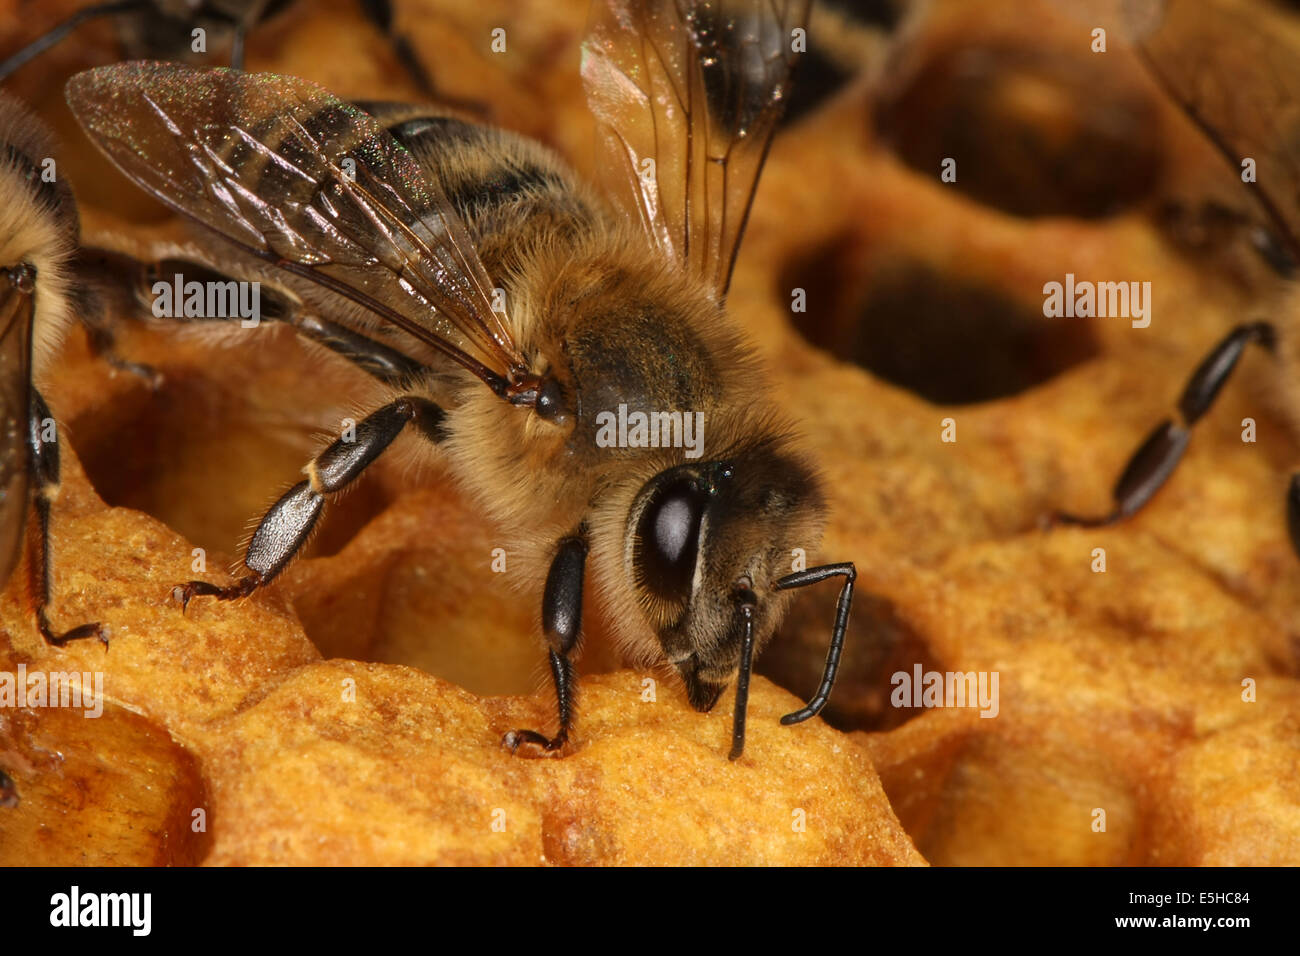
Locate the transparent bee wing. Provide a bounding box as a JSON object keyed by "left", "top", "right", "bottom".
{"left": 66, "top": 62, "right": 530, "bottom": 397}
{"left": 582, "top": 0, "right": 811, "bottom": 300}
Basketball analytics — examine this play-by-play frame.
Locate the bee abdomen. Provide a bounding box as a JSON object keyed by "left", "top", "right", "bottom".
{"left": 365, "top": 106, "right": 595, "bottom": 242}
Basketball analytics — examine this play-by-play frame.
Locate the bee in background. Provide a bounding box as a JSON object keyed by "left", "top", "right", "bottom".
{"left": 0, "top": 0, "right": 454, "bottom": 106}
{"left": 66, "top": 0, "right": 857, "bottom": 760}
{"left": 1047, "top": 0, "right": 1300, "bottom": 560}
{"left": 0, "top": 92, "right": 107, "bottom": 649}
{"left": 0, "top": 0, "right": 292, "bottom": 79}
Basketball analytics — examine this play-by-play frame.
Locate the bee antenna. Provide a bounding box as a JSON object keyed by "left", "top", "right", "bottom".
{"left": 774, "top": 562, "right": 856, "bottom": 726}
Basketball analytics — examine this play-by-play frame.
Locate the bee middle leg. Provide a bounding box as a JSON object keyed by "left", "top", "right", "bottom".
{"left": 174, "top": 395, "right": 446, "bottom": 608}
{"left": 78, "top": 306, "right": 164, "bottom": 390}
{"left": 502, "top": 533, "right": 588, "bottom": 757}
{"left": 1054, "top": 321, "right": 1275, "bottom": 527}
{"left": 28, "top": 388, "right": 109, "bottom": 648}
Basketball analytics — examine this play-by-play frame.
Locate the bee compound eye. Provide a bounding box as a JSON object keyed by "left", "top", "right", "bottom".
{"left": 635, "top": 477, "right": 707, "bottom": 601}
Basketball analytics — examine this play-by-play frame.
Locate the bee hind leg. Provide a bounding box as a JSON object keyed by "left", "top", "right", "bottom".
{"left": 174, "top": 395, "right": 446, "bottom": 610}
{"left": 1054, "top": 321, "right": 1276, "bottom": 527}
{"left": 28, "top": 388, "right": 109, "bottom": 649}
{"left": 503, "top": 534, "right": 588, "bottom": 758}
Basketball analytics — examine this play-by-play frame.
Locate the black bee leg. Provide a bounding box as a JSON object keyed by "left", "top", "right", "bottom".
{"left": 0, "top": 0, "right": 146, "bottom": 81}
{"left": 773, "top": 562, "right": 856, "bottom": 726}
{"left": 503, "top": 534, "right": 588, "bottom": 757}
{"left": 28, "top": 388, "right": 108, "bottom": 649}
{"left": 174, "top": 396, "right": 446, "bottom": 609}
{"left": 289, "top": 314, "right": 427, "bottom": 387}
{"left": 78, "top": 305, "right": 163, "bottom": 390}
{"left": 0, "top": 768, "right": 16, "bottom": 808}
{"left": 229, "top": 15, "right": 249, "bottom": 70}
{"left": 728, "top": 587, "right": 758, "bottom": 761}
{"left": 1056, "top": 321, "right": 1276, "bottom": 526}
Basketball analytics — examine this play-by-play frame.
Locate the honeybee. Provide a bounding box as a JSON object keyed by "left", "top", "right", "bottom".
{"left": 0, "top": 92, "right": 107, "bottom": 649}
{"left": 1042, "top": 0, "right": 1300, "bottom": 560}
{"left": 65, "top": 0, "right": 857, "bottom": 759}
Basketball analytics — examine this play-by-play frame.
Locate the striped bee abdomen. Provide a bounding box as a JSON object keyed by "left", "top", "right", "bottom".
{"left": 363, "top": 104, "right": 599, "bottom": 262}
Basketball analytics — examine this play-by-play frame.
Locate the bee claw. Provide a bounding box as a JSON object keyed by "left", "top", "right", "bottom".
{"left": 501, "top": 728, "right": 567, "bottom": 758}
{"left": 39, "top": 616, "right": 110, "bottom": 650}
{"left": 172, "top": 576, "right": 258, "bottom": 613}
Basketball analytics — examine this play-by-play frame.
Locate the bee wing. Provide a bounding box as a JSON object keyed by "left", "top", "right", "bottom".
{"left": 581, "top": 0, "right": 811, "bottom": 299}
{"left": 0, "top": 277, "right": 31, "bottom": 587}
{"left": 65, "top": 62, "right": 528, "bottom": 397}
{"left": 1129, "top": 0, "right": 1300, "bottom": 259}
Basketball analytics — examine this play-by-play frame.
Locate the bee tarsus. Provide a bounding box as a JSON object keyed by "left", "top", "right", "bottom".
{"left": 503, "top": 535, "right": 589, "bottom": 758}
{"left": 173, "top": 575, "right": 261, "bottom": 612}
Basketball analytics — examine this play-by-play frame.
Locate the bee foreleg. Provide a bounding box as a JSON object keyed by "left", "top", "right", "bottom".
{"left": 502, "top": 534, "right": 588, "bottom": 757}
{"left": 729, "top": 595, "right": 757, "bottom": 761}
{"left": 1055, "top": 321, "right": 1276, "bottom": 526}
{"left": 772, "top": 562, "right": 857, "bottom": 726}
{"left": 27, "top": 388, "right": 109, "bottom": 649}
{"left": 174, "top": 395, "right": 446, "bottom": 609}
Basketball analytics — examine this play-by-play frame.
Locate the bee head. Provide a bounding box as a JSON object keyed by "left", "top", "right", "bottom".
{"left": 626, "top": 436, "right": 824, "bottom": 712}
